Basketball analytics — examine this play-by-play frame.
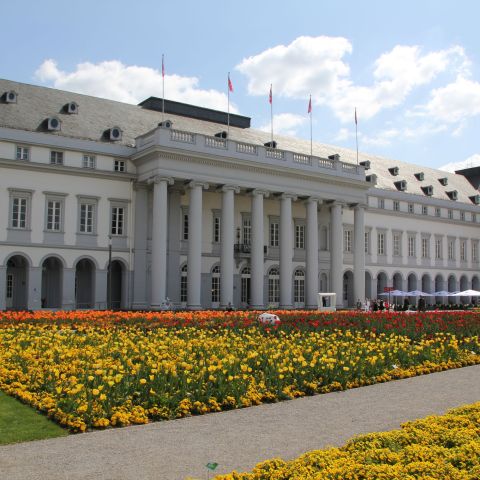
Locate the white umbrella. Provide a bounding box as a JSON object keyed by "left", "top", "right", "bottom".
{"left": 407, "top": 290, "right": 434, "bottom": 296}
{"left": 378, "top": 290, "right": 408, "bottom": 296}
{"left": 433, "top": 290, "right": 451, "bottom": 296}
{"left": 450, "top": 289, "right": 480, "bottom": 296}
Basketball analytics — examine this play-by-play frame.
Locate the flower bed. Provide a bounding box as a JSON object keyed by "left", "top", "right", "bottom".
{"left": 0, "top": 311, "right": 478, "bottom": 432}
{"left": 214, "top": 402, "right": 480, "bottom": 479}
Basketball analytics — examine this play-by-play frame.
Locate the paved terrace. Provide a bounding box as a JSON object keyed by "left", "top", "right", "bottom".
{"left": 0, "top": 365, "right": 479, "bottom": 480}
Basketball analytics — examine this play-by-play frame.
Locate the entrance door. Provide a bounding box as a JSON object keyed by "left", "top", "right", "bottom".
{"left": 6, "top": 273, "right": 13, "bottom": 308}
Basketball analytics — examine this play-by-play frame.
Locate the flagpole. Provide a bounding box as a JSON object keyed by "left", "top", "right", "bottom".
{"left": 309, "top": 94, "right": 313, "bottom": 157}
{"left": 355, "top": 107, "right": 359, "bottom": 165}
{"left": 227, "top": 72, "right": 230, "bottom": 137}
{"left": 162, "top": 54, "right": 165, "bottom": 123}
{"left": 270, "top": 84, "right": 273, "bottom": 144}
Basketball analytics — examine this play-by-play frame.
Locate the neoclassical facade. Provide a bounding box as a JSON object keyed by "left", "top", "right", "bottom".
{"left": 0, "top": 78, "right": 479, "bottom": 310}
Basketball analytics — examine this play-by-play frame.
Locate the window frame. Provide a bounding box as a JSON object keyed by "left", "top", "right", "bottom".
{"left": 82, "top": 154, "right": 96, "bottom": 169}
{"left": 50, "top": 150, "right": 64, "bottom": 165}
{"left": 114, "top": 160, "right": 126, "bottom": 172}
{"left": 77, "top": 195, "right": 99, "bottom": 235}
{"left": 8, "top": 188, "right": 33, "bottom": 230}
{"left": 269, "top": 217, "right": 279, "bottom": 247}
{"left": 15, "top": 145, "right": 30, "bottom": 161}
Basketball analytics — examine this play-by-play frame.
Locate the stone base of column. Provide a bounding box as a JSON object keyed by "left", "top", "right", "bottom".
{"left": 279, "top": 304, "right": 293, "bottom": 309}
{"left": 305, "top": 303, "right": 318, "bottom": 310}
{"left": 187, "top": 304, "right": 202, "bottom": 311}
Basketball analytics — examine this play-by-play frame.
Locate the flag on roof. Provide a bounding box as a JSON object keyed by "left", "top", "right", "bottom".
{"left": 162, "top": 55, "right": 165, "bottom": 78}
{"left": 308, "top": 95, "right": 312, "bottom": 114}
{"left": 228, "top": 73, "right": 233, "bottom": 92}
{"left": 269, "top": 84, "right": 272, "bottom": 104}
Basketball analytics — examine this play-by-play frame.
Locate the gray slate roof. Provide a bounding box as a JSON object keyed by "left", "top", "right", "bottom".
{"left": 1, "top": 78, "right": 479, "bottom": 205}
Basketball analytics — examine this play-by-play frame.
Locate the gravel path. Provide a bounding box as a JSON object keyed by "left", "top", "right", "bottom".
{"left": 0, "top": 365, "right": 479, "bottom": 480}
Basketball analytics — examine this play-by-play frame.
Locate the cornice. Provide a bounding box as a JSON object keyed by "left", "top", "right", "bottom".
{"left": 0, "top": 158, "right": 136, "bottom": 182}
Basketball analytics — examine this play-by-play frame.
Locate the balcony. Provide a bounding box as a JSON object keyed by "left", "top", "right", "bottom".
{"left": 136, "top": 126, "right": 366, "bottom": 181}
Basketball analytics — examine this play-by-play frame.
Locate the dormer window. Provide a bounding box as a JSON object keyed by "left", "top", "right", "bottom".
{"left": 214, "top": 131, "right": 228, "bottom": 139}
{"left": 47, "top": 117, "right": 61, "bottom": 131}
{"left": 366, "top": 174, "right": 377, "bottom": 184}
{"left": 3, "top": 90, "right": 17, "bottom": 103}
{"left": 414, "top": 172, "right": 425, "bottom": 181}
{"left": 388, "top": 166, "right": 399, "bottom": 176}
{"left": 438, "top": 177, "right": 448, "bottom": 186}
{"left": 421, "top": 185, "right": 433, "bottom": 196}
{"left": 394, "top": 180, "right": 407, "bottom": 191}
{"left": 447, "top": 190, "right": 458, "bottom": 201}
{"left": 328, "top": 153, "right": 340, "bottom": 161}
{"left": 359, "top": 160, "right": 370, "bottom": 170}
{"left": 64, "top": 102, "right": 78, "bottom": 114}
{"left": 469, "top": 195, "right": 480, "bottom": 205}
{"left": 264, "top": 141, "right": 277, "bottom": 148}
{"left": 106, "top": 127, "right": 122, "bottom": 141}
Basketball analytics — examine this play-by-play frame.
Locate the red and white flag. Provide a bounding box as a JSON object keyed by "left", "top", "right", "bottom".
{"left": 308, "top": 95, "right": 312, "bottom": 114}
{"left": 269, "top": 84, "right": 272, "bottom": 104}
{"left": 162, "top": 55, "right": 165, "bottom": 78}
{"left": 228, "top": 73, "right": 233, "bottom": 92}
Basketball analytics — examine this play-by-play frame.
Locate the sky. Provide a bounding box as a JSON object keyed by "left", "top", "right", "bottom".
{"left": 2, "top": 0, "right": 480, "bottom": 172}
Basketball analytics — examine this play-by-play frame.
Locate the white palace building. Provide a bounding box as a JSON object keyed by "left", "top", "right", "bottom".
{"left": 1, "top": 78, "right": 479, "bottom": 310}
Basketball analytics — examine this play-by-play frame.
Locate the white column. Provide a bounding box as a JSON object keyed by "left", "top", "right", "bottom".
{"left": 305, "top": 197, "right": 320, "bottom": 308}
{"left": 251, "top": 189, "right": 269, "bottom": 308}
{"left": 280, "top": 193, "right": 296, "bottom": 308}
{"left": 353, "top": 205, "right": 366, "bottom": 303}
{"left": 220, "top": 185, "right": 239, "bottom": 307}
{"left": 149, "top": 176, "right": 173, "bottom": 308}
{"left": 187, "top": 181, "right": 209, "bottom": 309}
{"left": 330, "top": 203, "right": 343, "bottom": 307}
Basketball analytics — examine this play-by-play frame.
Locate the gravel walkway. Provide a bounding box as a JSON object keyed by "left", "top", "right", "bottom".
{"left": 0, "top": 365, "right": 479, "bottom": 480}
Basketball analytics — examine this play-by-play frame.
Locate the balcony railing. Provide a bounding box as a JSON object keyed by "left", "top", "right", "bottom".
{"left": 135, "top": 125, "right": 365, "bottom": 180}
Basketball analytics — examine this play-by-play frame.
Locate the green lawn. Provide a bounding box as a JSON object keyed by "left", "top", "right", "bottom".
{"left": 0, "top": 391, "right": 68, "bottom": 445}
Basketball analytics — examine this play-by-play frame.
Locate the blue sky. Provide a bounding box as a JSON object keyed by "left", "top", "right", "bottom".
{"left": 2, "top": 0, "right": 480, "bottom": 171}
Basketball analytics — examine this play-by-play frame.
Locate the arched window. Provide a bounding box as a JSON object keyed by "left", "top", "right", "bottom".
{"left": 268, "top": 267, "right": 280, "bottom": 304}
{"left": 211, "top": 265, "right": 221, "bottom": 304}
{"left": 241, "top": 266, "right": 251, "bottom": 304}
{"left": 180, "top": 264, "right": 187, "bottom": 304}
{"left": 294, "top": 268, "right": 305, "bottom": 305}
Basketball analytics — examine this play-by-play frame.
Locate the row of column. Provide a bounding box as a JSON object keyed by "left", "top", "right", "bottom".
{"left": 149, "top": 176, "right": 366, "bottom": 309}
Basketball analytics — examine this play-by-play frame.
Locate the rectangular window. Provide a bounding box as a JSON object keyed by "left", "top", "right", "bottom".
{"left": 408, "top": 236, "right": 416, "bottom": 257}
{"left": 80, "top": 203, "right": 94, "bottom": 233}
{"left": 50, "top": 151, "right": 64, "bottom": 165}
{"left": 460, "top": 211, "right": 465, "bottom": 221}
{"left": 295, "top": 224, "right": 305, "bottom": 249}
{"left": 435, "top": 207, "right": 441, "bottom": 217}
{"left": 393, "top": 234, "right": 401, "bottom": 256}
{"left": 268, "top": 277, "right": 280, "bottom": 304}
{"left": 344, "top": 229, "right": 352, "bottom": 253}
{"left": 270, "top": 221, "right": 279, "bottom": 247}
{"left": 472, "top": 213, "right": 477, "bottom": 223}
{"left": 182, "top": 211, "right": 189, "bottom": 240}
{"left": 472, "top": 242, "right": 478, "bottom": 262}
{"left": 11, "top": 197, "right": 27, "bottom": 229}
{"left": 421, "top": 237, "right": 429, "bottom": 258}
{"left": 180, "top": 272, "right": 187, "bottom": 303}
{"left": 242, "top": 216, "right": 251, "bottom": 245}
{"left": 408, "top": 203, "right": 414, "bottom": 214}
{"left": 435, "top": 239, "right": 442, "bottom": 259}
{"left": 114, "top": 160, "right": 126, "bottom": 172}
{"left": 364, "top": 231, "right": 370, "bottom": 254}
{"left": 16, "top": 146, "right": 29, "bottom": 161}
{"left": 213, "top": 215, "right": 221, "bottom": 243}
{"left": 47, "top": 200, "right": 61, "bottom": 231}
{"left": 211, "top": 276, "right": 220, "bottom": 303}
{"left": 448, "top": 240, "right": 455, "bottom": 260}
{"left": 111, "top": 206, "right": 124, "bottom": 235}
{"left": 393, "top": 200, "right": 400, "bottom": 211}
{"left": 422, "top": 205, "right": 428, "bottom": 215}
{"left": 377, "top": 232, "right": 385, "bottom": 256}
{"left": 82, "top": 154, "right": 96, "bottom": 169}
{"left": 460, "top": 241, "right": 466, "bottom": 261}
{"left": 378, "top": 198, "right": 385, "bottom": 209}
{"left": 448, "top": 210, "right": 453, "bottom": 219}
{"left": 6, "top": 274, "right": 13, "bottom": 299}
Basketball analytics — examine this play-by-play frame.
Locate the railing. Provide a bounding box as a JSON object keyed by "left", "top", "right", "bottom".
{"left": 318, "top": 158, "right": 336, "bottom": 169}
{"left": 170, "top": 129, "right": 196, "bottom": 144}
{"left": 342, "top": 163, "right": 358, "bottom": 173}
{"left": 205, "top": 136, "right": 227, "bottom": 149}
{"left": 293, "top": 153, "right": 311, "bottom": 165}
{"left": 234, "top": 243, "right": 268, "bottom": 254}
{"left": 236, "top": 142, "right": 258, "bottom": 155}
{"left": 266, "top": 148, "right": 285, "bottom": 160}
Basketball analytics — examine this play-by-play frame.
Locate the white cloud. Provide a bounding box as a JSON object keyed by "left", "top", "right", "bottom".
{"left": 35, "top": 59, "right": 237, "bottom": 112}
{"left": 236, "top": 37, "right": 469, "bottom": 123}
{"left": 333, "top": 128, "right": 353, "bottom": 142}
{"left": 258, "top": 113, "right": 307, "bottom": 136}
{"left": 440, "top": 153, "right": 480, "bottom": 172}
{"left": 412, "top": 76, "right": 480, "bottom": 123}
